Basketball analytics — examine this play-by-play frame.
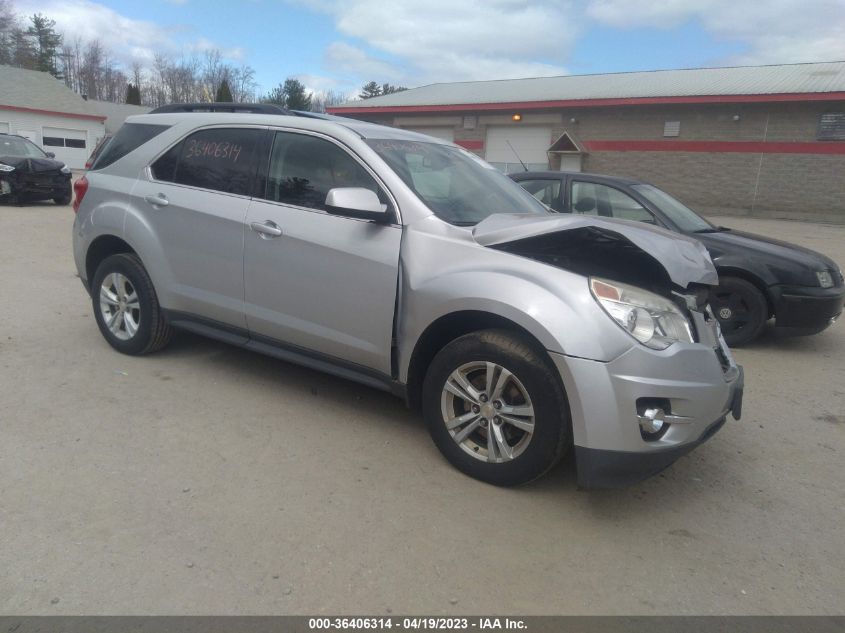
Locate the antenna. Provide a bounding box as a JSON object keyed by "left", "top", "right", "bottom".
{"left": 506, "top": 140, "right": 529, "bottom": 172}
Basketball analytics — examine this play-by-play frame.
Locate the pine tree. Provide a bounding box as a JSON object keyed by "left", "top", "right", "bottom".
{"left": 282, "top": 78, "right": 311, "bottom": 111}
{"left": 215, "top": 78, "right": 233, "bottom": 102}
{"left": 26, "top": 13, "right": 63, "bottom": 77}
{"left": 359, "top": 81, "right": 382, "bottom": 99}
{"left": 125, "top": 82, "right": 141, "bottom": 105}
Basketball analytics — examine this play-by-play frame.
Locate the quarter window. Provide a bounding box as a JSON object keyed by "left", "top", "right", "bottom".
{"left": 93, "top": 123, "right": 169, "bottom": 170}
{"left": 263, "top": 131, "right": 387, "bottom": 212}
{"left": 151, "top": 128, "right": 262, "bottom": 196}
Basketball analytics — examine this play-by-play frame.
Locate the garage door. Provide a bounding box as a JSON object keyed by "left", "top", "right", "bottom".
{"left": 42, "top": 127, "right": 88, "bottom": 169}
{"left": 404, "top": 127, "right": 455, "bottom": 142}
{"left": 0, "top": 122, "right": 9, "bottom": 134}
{"left": 485, "top": 126, "right": 551, "bottom": 173}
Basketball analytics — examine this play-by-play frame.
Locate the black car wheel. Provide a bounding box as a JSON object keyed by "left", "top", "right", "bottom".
{"left": 422, "top": 329, "right": 571, "bottom": 486}
{"left": 53, "top": 190, "right": 72, "bottom": 205}
{"left": 710, "top": 276, "right": 769, "bottom": 346}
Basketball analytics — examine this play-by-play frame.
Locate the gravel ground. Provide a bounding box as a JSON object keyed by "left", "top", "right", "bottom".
{"left": 0, "top": 204, "right": 843, "bottom": 615}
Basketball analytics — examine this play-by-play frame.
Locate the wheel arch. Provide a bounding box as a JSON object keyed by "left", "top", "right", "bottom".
{"left": 404, "top": 310, "right": 558, "bottom": 410}
{"left": 86, "top": 234, "right": 137, "bottom": 286}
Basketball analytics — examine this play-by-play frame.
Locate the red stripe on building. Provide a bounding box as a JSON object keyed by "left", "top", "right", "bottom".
{"left": 0, "top": 104, "right": 106, "bottom": 122}
{"left": 454, "top": 139, "right": 483, "bottom": 150}
{"left": 583, "top": 140, "right": 845, "bottom": 155}
{"left": 328, "top": 91, "right": 845, "bottom": 115}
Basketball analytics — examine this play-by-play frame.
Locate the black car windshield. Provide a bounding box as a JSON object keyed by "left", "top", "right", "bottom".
{"left": 0, "top": 135, "right": 47, "bottom": 159}
{"left": 631, "top": 184, "right": 713, "bottom": 233}
{"left": 366, "top": 139, "right": 549, "bottom": 225}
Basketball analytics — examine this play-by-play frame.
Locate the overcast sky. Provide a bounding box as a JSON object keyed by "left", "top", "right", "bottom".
{"left": 11, "top": 0, "right": 845, "bottom": 95}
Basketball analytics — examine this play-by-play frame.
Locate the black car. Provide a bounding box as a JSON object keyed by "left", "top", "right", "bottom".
{"left": 0, "top": 133, "right": 73, "bottom": 205}
{"left": 511, "top": 170, "right": 844, "bottom": 345}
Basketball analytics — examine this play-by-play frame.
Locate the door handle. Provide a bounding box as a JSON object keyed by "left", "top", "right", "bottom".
{"left": 144, "top": 193, "right": 169, "bottom": 207}
{"left": 250, "top": 220, "right": 283, "bottom": 238}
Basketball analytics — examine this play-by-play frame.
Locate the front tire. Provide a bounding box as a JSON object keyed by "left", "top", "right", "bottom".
{"left": 422, "top": 329, "right": 570, "bottom": 486}
{"left": 91, "top": 253, "right": 173, "bottom": 355}
{"left": 710, "top": 276, "right": 768, "bottom": 346}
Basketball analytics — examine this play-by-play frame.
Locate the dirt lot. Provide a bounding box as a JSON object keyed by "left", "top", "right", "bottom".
{"left": 1, "top": 203, "right": 843, "bottom": 615}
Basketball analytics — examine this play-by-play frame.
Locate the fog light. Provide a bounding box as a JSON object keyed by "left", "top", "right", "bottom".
{"left": 638, "top": 407, "right": 666, "bottom": 434}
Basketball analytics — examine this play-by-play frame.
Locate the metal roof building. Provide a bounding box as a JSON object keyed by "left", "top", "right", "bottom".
{"left": 0, "top": 65, "right": 107, "bottom": 169}
{"left": 330, "top": 62, "right": 845, "bottom": 223}
{"left": 332, "top": 61, "right": 845, "bottom": 112}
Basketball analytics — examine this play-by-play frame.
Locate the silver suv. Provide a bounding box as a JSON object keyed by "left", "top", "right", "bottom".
{"left": 72, "top": 107, "right": 743, "bottom": 488}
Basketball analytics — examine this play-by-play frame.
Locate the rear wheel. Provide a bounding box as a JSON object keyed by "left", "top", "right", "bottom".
{"left": 53, "top": 192, "right": 72, "bottom": 205}
{"left": 91, "top": 253, "right": 173, "bottom": 355}
{"left": 710, "top": 276, "right": 768, "bottom": 346}
{"left": 422, "top": 329, "right": 570, "bottom": 486}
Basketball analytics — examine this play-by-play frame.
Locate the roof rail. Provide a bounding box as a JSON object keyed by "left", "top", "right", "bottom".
{"left": 148, "top": 102, "right": 293, "bottom": 115}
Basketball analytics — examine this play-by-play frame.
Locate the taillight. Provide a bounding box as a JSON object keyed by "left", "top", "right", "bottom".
{"left": 72, "top": 175, "right": 88, "bottom": 213}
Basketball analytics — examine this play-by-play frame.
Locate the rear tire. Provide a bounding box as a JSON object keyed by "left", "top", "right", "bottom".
{"left": 53, "top": 192, "right": 72, "bottom": 205}
{"left": 91, "top": 253, "right": 173, "bottom": 355}
{"left": 422, "top": 329, "right": 570, "bottom": 486}
{"left": 710, "top": 276, "right": 768, "bottom": 346}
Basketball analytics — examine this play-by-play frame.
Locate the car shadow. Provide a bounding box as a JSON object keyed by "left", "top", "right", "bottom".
{"left": 151, "top": 332, "right": 749, "bottom": 503}
{"left": 158, "top": 331, "right": 418, "bottom": 428}
{"left": 733, "top": 321, "right": 843, "bottom": 354}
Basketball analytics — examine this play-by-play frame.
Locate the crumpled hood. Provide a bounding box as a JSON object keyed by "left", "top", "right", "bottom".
{"left": 0, "top": 155, "right": 66, "bottom": 172}
{"left": 473, "top": 213, "right": 718, "bottom": 288}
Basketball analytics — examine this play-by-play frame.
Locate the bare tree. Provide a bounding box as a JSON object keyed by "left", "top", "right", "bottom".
{"left": 311, "top": 89, "right": 351, "bottom": 113}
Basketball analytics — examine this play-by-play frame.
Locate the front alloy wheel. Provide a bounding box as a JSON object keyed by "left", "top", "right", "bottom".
{"left": 441, "top": 361, "right": 535, "bottom": 463}
{"left": 423, "top": 329, "right": 570, "bottom": 486}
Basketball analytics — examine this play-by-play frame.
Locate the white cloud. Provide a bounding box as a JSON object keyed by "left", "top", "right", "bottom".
{"left": 586, "top": 0, "right": 845, "bottom": 65}
{"left": 295, "top": 0, "right": 575, "bottom": 84}
{"left": 13, "top": 0, "right": 245, "bottom": 68}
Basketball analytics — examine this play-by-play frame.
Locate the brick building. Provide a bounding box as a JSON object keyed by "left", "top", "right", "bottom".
{"left": 328, "top": 61, "right": 845, "bottom": 223}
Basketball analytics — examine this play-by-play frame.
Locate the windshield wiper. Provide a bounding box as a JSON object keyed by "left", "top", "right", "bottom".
{"left": 693, "top": 226, "right": 729, "bottom": 233}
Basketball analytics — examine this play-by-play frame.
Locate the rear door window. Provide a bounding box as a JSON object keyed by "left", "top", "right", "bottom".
{"left": 151, "top": 127, "right": 263, "bottom": 196}
{"left": 571, "top": 180, "right": 656, "bottom": 223}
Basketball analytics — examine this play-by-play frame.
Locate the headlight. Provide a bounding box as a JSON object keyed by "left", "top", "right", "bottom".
{"left": 0, "top": 164, "right": 14, "bottom": 173}
{"left": 816, "top": 271, "right": 834, "bottom": 288}
{"left": 590, "top": 278, "right": 693, "bottom": 350}
{"left": 60, "top": 165, "right": 72, "bottom": 174}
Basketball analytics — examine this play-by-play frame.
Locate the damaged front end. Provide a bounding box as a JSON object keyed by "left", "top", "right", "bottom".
{"left": 474, "top": 214, "right": 719, "bottom": 343}
{"left": 470, "top": 213, "right": 742, "bottom": 487}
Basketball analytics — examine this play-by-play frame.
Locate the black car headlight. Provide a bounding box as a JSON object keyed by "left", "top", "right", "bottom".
{"left": 0, "top": 164, "right": 15, "bottom": 173}
{"left": 816, "top": 271, "right": 835, "bottom": 289}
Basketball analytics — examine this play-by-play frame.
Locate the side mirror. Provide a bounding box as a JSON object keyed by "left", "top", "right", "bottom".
{"left": 45, "top": 152, "right": 56, "bottom": 159}
{"left": 325, "top": 187, "right": 390, "bottom": 222}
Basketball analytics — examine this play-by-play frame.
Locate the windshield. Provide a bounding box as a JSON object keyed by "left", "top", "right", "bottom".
{"left": 631, "top": 184, "right": 713, "bottom": 233}
{"left": 0, "top": 135, "right": 47, "bottom": 159}
{"left": 366, "top": 139, "right": 549, "bottom": 225}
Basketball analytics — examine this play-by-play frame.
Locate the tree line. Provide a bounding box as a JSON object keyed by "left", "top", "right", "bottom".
{"left": 0, "top": 0, "right": 405, "bottom": 111}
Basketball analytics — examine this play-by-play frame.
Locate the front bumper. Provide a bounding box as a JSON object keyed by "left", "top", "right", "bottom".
{"left": 770, "top": 283, "right": 845, "bottom": 335}
{"left": 551, "top": 313, "right": 744, "bottom": 488}
{"left": 0, "top": 172, "right": 71, "bottom": 201}
{"left": 575, "top": 367, "right": 743, "bottom": 488}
